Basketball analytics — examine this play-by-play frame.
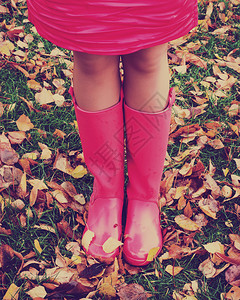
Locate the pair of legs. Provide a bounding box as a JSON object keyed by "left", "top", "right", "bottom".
{"left": 72, "top": 43, "right": 172, "bottom": 266}
{"left": 73, "top": 43, "right": 169, "bottom": 113}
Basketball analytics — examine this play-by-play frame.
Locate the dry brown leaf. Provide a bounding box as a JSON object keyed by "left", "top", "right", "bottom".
{"left": 229, "top": 234, "right": 240, "bottom": 251}
{"left": 193, "top": 214, "right": 208, "bottom": 228}
{"left": 225, "top": 286, "right": 240, "bottom": 300}
{"left": 16, "top": 114, "right": 34, "bottom": 131}
{"left": 202, "top": 174, "right": 221, "bottom": 198}
{"left": 198, "top": 197, "right": 220, "bottom": 219}
{"left": 98, "top": 283, "right": 116, "bottom": 298}
{"left": 11, "top": 199, "right": 25, "bottom": 210}
{"left": 45, "top": 267, "right": 77, "bottom": 284}
{"left": 29, "top": 186, "right": 38, "bottom": 207}
{"left": 7, "top": 131, "right": 26, "bottom": 144}
{"left": 225, "top": 265, "right": 240, "bottom": 286}
{"left": 221, "top": 185, "right": 233, "bottom": 198}
{"left": 231, "top": 175, "right": 240, "bottom": 187}
{"left": 208, "top": 139, "right": 224, "bottom": 149}
{"left": 184, "top": 202, "right": 193, "bottom": 218}
{"left": 53, "top": 129, "right": 66, "bottom": 139}
{"left": 198, "top": 258, "right": 216, "bottom": 278}
{"left": 228, "top": 104, "right": 239, "bottom": 117}
{"left": 118, "top": 283, "right": 148, "bottom": 300}
{"left": 53, "top": 151, "right": 74, "bottom": 175}
{"left": 27, "top": 79, "right": 42, "bottom": 91}
{"left": 175, "top": 215, "right": 200, "bottom": 231}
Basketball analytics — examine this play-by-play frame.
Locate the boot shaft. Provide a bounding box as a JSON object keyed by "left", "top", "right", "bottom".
{"left": 69, "top": 87, "right": 125, "bottom": 201}
{"left": 124, "top": 88, "right": 175, "bottom": 202}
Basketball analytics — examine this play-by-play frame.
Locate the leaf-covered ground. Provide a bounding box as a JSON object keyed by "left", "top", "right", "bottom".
{"left": 0, "top": 0, "right": 240, "bottom": 299}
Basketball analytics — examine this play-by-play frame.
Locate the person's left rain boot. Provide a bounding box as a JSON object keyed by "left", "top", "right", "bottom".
{"left": 69, "top": 87, "right": 124, "bottom": 262}
{"left": 123, "top": 88, "right": 175, "bottom": 266}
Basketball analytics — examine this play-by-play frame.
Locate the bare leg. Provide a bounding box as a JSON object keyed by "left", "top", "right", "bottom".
{"left": 73, "top": 51, "right": 121, "bottom": 111}
{"left": 122, "top": 43, "right": 169, "bottom": 112}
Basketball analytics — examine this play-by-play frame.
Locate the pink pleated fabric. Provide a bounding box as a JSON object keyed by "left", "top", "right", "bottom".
{"left": 27, "top": 0, "right": 198, "bottom": 55}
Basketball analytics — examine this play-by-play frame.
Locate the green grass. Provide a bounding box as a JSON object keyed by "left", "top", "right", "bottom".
{"left": 0, "top": 0, "right": 240, "bottom": 299}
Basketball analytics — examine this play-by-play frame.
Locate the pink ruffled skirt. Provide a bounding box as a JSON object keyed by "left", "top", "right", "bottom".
{"left": 27, "top": 0, "right": 198, "bottom": 55}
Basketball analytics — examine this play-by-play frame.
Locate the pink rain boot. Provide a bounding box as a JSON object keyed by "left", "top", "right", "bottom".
{"left": 123, "top": 88, "right": 175, "bottom": 266}
{"left": 69, "top": 87, "right": 124, "bottom": 262}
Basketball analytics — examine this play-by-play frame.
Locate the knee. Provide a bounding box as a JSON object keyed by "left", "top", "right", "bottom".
{"left": 73, "top": 51, "right": 119, "bottom": 76}
{"left": 123, "top": 43, "right": 168, "bottom": 74}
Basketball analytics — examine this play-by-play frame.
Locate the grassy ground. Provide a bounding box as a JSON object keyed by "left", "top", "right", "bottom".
{"left": 0, "top": 0, "right": 240, "bottom": 299}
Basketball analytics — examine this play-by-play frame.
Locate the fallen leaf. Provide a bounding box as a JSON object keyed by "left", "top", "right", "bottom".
{"left": 146, "top": 247, "right": 160, "bottom": 262}
{"left": 34, "top": 239, "right": 43, "bottom": 254}
{"left": 26, "top": 286, "right": 47, "bottom": 299}
{"left": 165, "top": 265, "right": 183, "bottom": 276}
{"left": 208, "top": 139, "right": 224, "bottom": 149}
{"left": 225, "top": 286, "right": 240, "bottom": 300}
{"left": 98, "top": 283, "right": 116, "bottom": 298}
{"left": 102, "top": 237, "right": 123, "bottom": 253}
{"left": 118, "top": 283, "right": 148, "bottom": 300}
{"left": 71, "top": 165, "right": 88, "bottom": 179}
{"left": 225, "top": 265, "right": 240, "bottom": 286}
{"left": 7, "top": 131, "right": 26, "bottom": 144}
{"left": 198, "top": 198, "right": 220, "bottom": 219}
{"left": 175, "top": 215, "right": 200, "bottom": 231}
{"left": 35, "top": 88, "right": 54, "bottom": 105}
{"left": 203, "top": 241, "right": 224, "bottom": 254}
{"left": 82, "top": 230, "right": 95, "bottom": 252}
{"left": 16, "top": 114, "right": 34, "bottom": 131}
{"left": 198, "top": 258, "right": 216, "bottom": 278}
{"left": 3, "top": 283, "right": 19, "bottom": 300}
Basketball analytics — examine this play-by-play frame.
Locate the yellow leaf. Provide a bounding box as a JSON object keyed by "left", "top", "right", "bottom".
{"left": 102, "top": 237, "right": 123, "bottom": 253}
{"left": 22, "top": 152, "right": 38, "bottom": 160}
{"left": 16, "top": 114, "right": 34, "bottom": 132}
{"left": 82, "top": 230, "right": 95, "bottom": 252}
{"left": 203, "top": 241, "right": 224, "bottom": 254}
{"left": 34, "top": 239, "right": 43, "bottom": 254}
{"left": 70, "top": 165, "right": 88, "bottom": 179}
{"left": 71, "top": 254, "right": 82, "bottom": 265}
{"left": 175, "top": 215, "right": 200, "bottom": 231}
{"left": 146, "top": 247, "right": 160, "bottom": 262}
{"left": 223, "top": 168, "right": 229, "bottom": 177}
{"left": 182, "top": 297, "right": 198, "bottom": 300}
{"left": 3, "top": 283, "right": 19, "bottom": 300}
{"left": 98, "top": 283, "right": 116, "bottom": 298}
{"left": 165, "top": 265, "right": 183, "bottom": 276}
